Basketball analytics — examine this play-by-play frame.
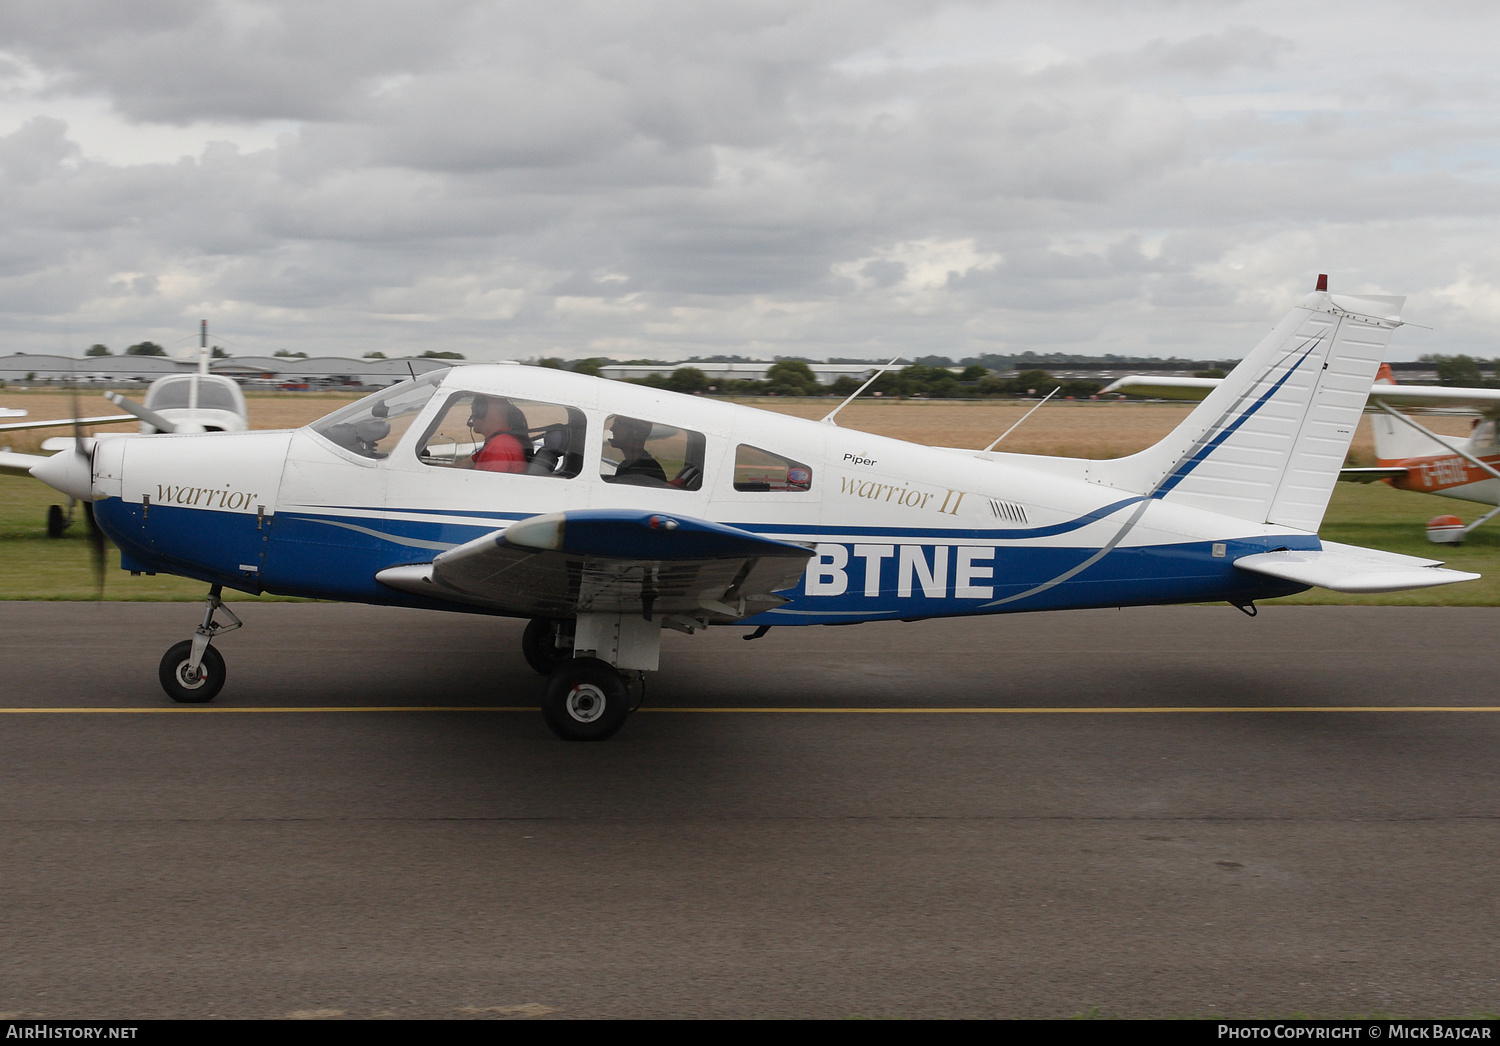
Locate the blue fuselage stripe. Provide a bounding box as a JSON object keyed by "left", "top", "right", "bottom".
{"left": 93, "top": 499, "right": 1315, "bottom": 623}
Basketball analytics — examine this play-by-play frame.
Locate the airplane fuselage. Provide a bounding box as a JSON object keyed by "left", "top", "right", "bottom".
{"left": 87, "top": 365, "right": 1315, "bottom": 624}
{"left": 1381, "top": 450, "right": 1500, "bottom": 505}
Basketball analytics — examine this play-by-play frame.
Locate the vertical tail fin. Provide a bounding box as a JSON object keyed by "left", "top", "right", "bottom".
{"left": 1088, "top": 287, "right": 1405, "bottom": 532}
{"left": 1369, "top": 363, "right": 1450, "bottom": 464}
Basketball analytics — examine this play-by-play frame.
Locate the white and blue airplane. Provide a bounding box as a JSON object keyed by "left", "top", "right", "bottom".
{"left": 27, "top": 281, "right": 1479, "bottom": 740}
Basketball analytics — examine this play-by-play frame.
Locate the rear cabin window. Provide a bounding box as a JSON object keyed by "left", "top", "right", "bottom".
{"left": 733, "top": 445, "right": 813, "bottom": 492}
{"left": 599, "top": 415, "right": 705, "bottom": 490}
{"left": 416, "top": 393, "right": 586, "bottom": 478}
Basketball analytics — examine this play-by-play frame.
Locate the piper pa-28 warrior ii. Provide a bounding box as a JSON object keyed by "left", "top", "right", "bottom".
{"left": 28, "top": 280, "right": 1480, "bottom": 740}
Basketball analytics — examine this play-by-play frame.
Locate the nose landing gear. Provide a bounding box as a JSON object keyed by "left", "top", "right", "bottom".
{"left": 158, "top": 585, "right": 241, "bottom": 704}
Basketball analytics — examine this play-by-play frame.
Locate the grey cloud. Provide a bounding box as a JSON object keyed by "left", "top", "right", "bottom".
{"left": 0, "top": 0, "right": 477, "bottom": 122}
{"left": 0, "top": 115, "right": 79, "bottom": 187}
{"left": 1137, "top": 27, "right": 1293, "bottom": 78}
{"left": 0, "top": 2, "right": 1498, "bottom": 362}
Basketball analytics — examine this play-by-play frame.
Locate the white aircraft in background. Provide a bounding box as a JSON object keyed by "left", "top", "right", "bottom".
{"left": 1103, "top": 361, "right": 1500, "bottom": 543}
{"left": 25, "top": 278, "right": 1478, "bottom": 740}
{"left": 1, "top": 326, "right": 249, "bottom": 536}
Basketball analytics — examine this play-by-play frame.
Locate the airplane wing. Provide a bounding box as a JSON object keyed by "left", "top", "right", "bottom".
{"left": 1099, "top": 375, "right": 1222, "bottom": 400}
{"left": 0, "top": 450, "right": 49, "bottom": 478}
{"left": 1234, "top": 541, "right": 1478, "bottom": 593}
{"left": 1365, "top": 385, "right": 1500, "bottom": 411}
{"left": 376, "top": 509, "right": 814, "bottom": 623}
{"left": 0, "top": 414, "right": 135, "bottom": 433}
{"left": 1103, "top": 374, "right": 1500, "bottom": 414}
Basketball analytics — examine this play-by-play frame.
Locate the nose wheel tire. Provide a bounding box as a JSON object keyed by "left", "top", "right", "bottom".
{"left": 521, "top": 617, "right": 572, "bottom": 676}
{"left": 541, "top": 657, "right": 630, "bottom": 742}
{"left": 159, "top": 640, "right": 226, "bottom": 704}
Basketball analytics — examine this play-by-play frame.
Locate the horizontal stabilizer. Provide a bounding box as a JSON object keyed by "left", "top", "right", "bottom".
{"left": 502, "top": 509, "right": 812, "bottom": 561}
{"left": 1234, "top": 541, "right": 1478, "bottom": 593}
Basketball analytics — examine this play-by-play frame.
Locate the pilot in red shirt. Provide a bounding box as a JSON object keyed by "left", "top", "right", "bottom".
{"left": 470, "top": 396, "right": 530, "bottom": 472}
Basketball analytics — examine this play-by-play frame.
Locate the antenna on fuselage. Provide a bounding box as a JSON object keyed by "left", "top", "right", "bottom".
{"left": 981, "top": 386, "right": 1060, "bottom": 453}
{"left": 819, "top": 352, "right": 904, "bottom": 427}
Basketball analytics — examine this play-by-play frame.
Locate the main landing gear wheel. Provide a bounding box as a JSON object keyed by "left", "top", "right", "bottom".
{"left": 521, "top": 617, "right": 572, "bottom": 676}
{"left": 541, "top": 657, "right": 630, "bottom": 742}
{"left": 159, "top": 640, "right": 226, "bottom": 704}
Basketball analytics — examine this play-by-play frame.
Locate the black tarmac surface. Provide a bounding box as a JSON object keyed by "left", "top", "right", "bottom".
{"left": 0, "top": 602, "right": 1497, "bottom": 1019}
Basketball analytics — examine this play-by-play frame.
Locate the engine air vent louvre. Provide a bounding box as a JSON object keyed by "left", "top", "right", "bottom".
{"left": 988, "top": 498, "right": 1028, "bottom": 524}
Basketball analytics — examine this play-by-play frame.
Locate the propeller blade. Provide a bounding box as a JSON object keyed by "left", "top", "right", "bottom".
{"left": 70, "top": 378, "right": 86, "bottom": 461}
{"left": 82, "top": 499, "right": 106, "bottom": 599}
{"left": 103, "top": 391, "right": 180, "bottom": 434}
{"left": 68, "top": 368, "right": 104, "bottom": 597}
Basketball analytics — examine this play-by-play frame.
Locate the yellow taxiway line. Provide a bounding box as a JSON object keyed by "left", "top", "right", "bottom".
{"left": 2, "top": 706, "right": 1500, "bottom": 715}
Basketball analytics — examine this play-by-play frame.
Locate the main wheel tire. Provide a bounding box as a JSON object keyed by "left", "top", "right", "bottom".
{"left": 541, "top": 657, "right": 630, "bottom": 742}
{"left": 46, "top": 504, "right": 67, "bottom": 538}
{"left": 521, "top": 617, "right": 571, "bottom": 676}
{"left": 158, "top": 640, "right": 226, "bottom": 704}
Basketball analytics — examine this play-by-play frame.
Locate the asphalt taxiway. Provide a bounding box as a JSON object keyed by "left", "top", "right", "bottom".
{"left": 1, "top": 602, "right": 1497, "bottom": 1018}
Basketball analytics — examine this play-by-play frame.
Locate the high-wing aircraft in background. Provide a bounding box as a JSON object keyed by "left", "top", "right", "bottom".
{"left": 1, "top": 332, "right": 249, "bottom": 536}
{"left": 1103, "top": 363, "right": 1500, "bottom": 544}
{"left": 26, "top": 280, "right": 1480, "bottom": 740}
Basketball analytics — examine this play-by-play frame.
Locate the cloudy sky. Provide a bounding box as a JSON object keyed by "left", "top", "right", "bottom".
{"left": 1, "top": 0, "right": 1498, "bottom": 363}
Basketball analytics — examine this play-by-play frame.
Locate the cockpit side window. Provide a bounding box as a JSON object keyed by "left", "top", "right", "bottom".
{"left": 417, "top": 393, "right": 586, "bottom": 478}
{"left": 600, "top": 415, "right": 705, "bottom": 490}
{"left": 309, "top": 372, "right": 443, "bottom": 460}
{"left": 733, "top": 445, "right": 813, "bottom": 492}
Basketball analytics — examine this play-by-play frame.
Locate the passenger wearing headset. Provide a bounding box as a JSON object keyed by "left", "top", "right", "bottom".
{"left": 470, "top": 395, "right": 532, "bottom": 473}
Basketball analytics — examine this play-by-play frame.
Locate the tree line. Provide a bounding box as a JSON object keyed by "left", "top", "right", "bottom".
{"left": 535, "top": 357, "right": 1105, "bottom": 399}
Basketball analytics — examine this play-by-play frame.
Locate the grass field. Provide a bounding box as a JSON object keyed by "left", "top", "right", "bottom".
{"left": 1, "top": 396, "right": 1494, "bottom": 604}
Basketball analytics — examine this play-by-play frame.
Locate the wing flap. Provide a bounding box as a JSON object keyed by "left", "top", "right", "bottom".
{"left": 376, "top": 510, "right": 813, "bottom": 621}
{"left": 1234, "top": 540, "right": 1479, "bottom": 593}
